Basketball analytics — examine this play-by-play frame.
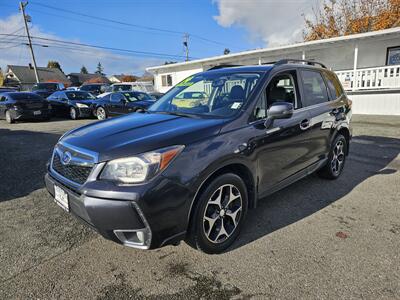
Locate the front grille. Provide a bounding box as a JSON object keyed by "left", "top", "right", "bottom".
{"left": 52, "top": 152, "right": 93, "bottom": 185}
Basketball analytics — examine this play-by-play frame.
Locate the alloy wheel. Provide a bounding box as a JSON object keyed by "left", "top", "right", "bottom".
{"left": 5, "top": 111, "right": 12, "bottom": 123}
{"left": 70, "top": 107, "right": 77, "bottom": 120}
{"left": 97, "top": 107, "right": 106, "bottom": 120}
{"left": 331, "top": 140, "right": 345, "bottom": 174}
{"left": 203, "top": 184, "right": 243, "bottom": 244}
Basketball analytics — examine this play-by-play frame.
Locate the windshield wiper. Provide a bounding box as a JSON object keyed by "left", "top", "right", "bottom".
{"left": 152, "top": 111, "right": 194, "bottom": 118}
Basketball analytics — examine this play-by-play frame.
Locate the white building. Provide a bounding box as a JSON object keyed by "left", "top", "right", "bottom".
{"left": 147, "top": 28, "right": 400, "bottom": 115}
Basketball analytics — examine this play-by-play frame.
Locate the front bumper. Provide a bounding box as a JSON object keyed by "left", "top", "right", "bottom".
{"left": 45, "top": 169, "right": 191, "bottom": 249}
{"left": 77, "top": 107, "right": 93, "bottom": 117}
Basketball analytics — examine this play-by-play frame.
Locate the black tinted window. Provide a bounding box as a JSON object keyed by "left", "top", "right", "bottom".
{"left": 9, "top": 93, "right": 43, "bottom": 100}
{"left": 300, "top": 70, "right": 329, "bottom": 106}
{"left": 323, "top": 71, "right": 343, "bottom": 99}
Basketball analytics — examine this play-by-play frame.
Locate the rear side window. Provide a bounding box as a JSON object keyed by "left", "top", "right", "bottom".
{"left": 300, "top": 70, "right": 329, "bottom": 106}
{"left": 323, "top": 71, "right": 344, "bottom": 99}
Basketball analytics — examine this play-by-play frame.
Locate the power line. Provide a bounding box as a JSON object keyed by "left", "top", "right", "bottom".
{"left": 0, "top": 33, "right": 198, "bottom": 60}
{"left": 29, "top": 1, "right": 241, "bottom": 49}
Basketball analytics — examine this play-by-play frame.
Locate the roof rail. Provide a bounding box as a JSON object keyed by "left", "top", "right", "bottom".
{"left": 207, "top": 64, "right": 243, "bottom": 70}
{"left": 275, "top": 59, "right": 327, "bottom": 69}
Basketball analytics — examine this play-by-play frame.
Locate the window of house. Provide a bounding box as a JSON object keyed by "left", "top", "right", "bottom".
{"left": 387, "top": 46, "right": 400, "bottom": 65}
{"left": 161, "top": 74, "right": 173, "bottom": 87}
{"left": 300, "top": 70, "right": 329, "bottom": 106}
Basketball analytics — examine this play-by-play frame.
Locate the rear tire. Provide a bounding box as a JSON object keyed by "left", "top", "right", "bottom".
{"left": 318, "top": 134, "right": 347, "bottom": 179}
{"left": 5, "top": 110, "right": 14, "bottom": 124}
{"left": 186, "top": 173, "right": 248, "bottom": 254}
{"left": 69, "top": 107, "right": 78, "bottom": 120}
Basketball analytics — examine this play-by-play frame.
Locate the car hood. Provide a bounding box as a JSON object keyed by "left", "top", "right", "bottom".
{"left": 61, "top": 113, "right": 226, "bottom": 161}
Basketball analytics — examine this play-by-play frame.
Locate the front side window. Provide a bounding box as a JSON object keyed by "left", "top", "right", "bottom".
{"left": 149, "top": 72, "right": 261, "bottom": 118}
{"left": 266, "top": 72, "right": 299, "bottom": 108}
{"left": 300, "top": 70, "right": 329, "bottom": 106}
{"left": 111, "top": 93, "right": 124, "bottom": 102}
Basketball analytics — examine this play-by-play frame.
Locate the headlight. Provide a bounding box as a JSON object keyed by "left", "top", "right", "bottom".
{"left": 76, "top": 103, "right": 89, "bottom": 108}
{"left": 100, "top": 145, "right": 184, "bottom": 184}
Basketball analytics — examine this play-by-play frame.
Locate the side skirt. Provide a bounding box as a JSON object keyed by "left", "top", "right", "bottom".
{"left": 257, "top": 158, "right": 328, "bottom": 203}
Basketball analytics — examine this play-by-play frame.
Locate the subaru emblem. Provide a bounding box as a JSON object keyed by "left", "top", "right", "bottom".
{"left": 61, "top": 151, "right": 72, "bottom": 165}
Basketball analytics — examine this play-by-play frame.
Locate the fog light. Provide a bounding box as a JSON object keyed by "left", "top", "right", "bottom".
{"left": 137, "top": 231, "right": 145, "bottom": 243}
{"left": 113, "top": 229, "right": 149, "bottom": 249}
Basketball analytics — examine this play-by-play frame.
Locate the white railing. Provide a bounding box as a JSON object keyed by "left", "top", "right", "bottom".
{"left": 335, "top": 65, "right": 400, "bottom": 91}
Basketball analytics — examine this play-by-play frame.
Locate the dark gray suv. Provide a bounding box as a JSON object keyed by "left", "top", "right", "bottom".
{"left": 45, "top": 59, "right": 352, "bottom": 254}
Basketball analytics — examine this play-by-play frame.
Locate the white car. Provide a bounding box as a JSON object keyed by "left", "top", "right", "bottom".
{"left": 111, "top": 82, "right": 155, "bottom": 93}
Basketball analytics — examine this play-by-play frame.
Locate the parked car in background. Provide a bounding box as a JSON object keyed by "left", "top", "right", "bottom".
{"left": 45, "top": 60, "right": 352, "bottom": 253}
{"left": 79, "top": 83, "right": 109, "bottom": 96}
{"left": 47, "top": 90, "right": 97, "bottom": 120}
{"left": 0, "top": 87, "right": 18, "bottom": 93}
{"left": 110, "top": 82, "right": 155, "bottom": 93}
{"left": 0, "top": 92, "right": 51, "bottom": 123}
{"left": 149, "top": 92, "right": 164, "bottom": 100}
{"left": 32, "top": 82, "right": 65, "bottom": 99}
{"left": 94, "top": 91, "right": 155, "bottom": 120}
{"left": 66, "top": 86, "right": 79, "bottom": 91}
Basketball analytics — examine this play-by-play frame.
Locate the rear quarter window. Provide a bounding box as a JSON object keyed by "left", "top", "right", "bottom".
{"left": 323, "top": 71, "right": 344, "bottom": 99}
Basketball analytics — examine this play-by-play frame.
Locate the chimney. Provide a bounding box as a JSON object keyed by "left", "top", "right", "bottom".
{"left": 28, "top": 63, "right": 33, "bottom": 69}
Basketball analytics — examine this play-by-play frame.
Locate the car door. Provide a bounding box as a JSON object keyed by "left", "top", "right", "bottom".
{"left": 298, "top": 69, "right": 343, "bottom": 164}
{"left": 109, "top": 93, "right": 125, "bottom": 115}
{"left": 249, "top": 70, "right": 314, "bottom": 195}
{"left": 47, "top": 92, "right": 61, "bottom": 115}
{"left": 0, "top": 95, "right": 7, "bottom": 118}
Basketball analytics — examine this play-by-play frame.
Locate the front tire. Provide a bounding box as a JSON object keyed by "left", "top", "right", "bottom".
{"left": 186, "top": 173, "right": 248, "bottom": 254}
{"left": 96, "top": 107, "right": 107, "bottom": 120}
{"left": 5, "top": 110, "right": 14, "bottom": 124}
{"left": 318, "top": 134, "right": 347, "bottom": 179}
{"left": 69, "top": 107, "right": 78, "bottom": 120}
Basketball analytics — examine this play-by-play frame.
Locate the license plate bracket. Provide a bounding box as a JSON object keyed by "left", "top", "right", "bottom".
{"left": 33, "top": 110, "right": 42, "bottom": 116}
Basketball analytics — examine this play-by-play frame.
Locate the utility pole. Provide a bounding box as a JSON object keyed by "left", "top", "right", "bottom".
{"left": 20, "top": 1, "right": 39, "bottom": 83}
{"left": 183, "top": 33, "right": 189, "bottom": 61}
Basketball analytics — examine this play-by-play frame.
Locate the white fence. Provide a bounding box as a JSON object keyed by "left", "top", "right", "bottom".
{"left": 335, "top": 65, "right": 400, "bottom": 91}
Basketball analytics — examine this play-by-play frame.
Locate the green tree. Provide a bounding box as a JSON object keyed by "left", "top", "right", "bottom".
{"left": 47, "top": 60, "right": 63, "bottom": 73}
{"left": 80, "top": 65, "right": 88, "bottom": 74}
{"left": 95, "top": 62, "right": 104, "bottom": 75}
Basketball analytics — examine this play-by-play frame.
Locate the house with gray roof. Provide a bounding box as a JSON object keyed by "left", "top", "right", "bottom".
{"left": 5, "top": 64, "right": 70, "bottom": 91}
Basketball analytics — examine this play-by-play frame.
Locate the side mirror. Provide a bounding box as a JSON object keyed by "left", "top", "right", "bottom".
{"left": 264, "top": 101, "right": 294, "bottom": 128}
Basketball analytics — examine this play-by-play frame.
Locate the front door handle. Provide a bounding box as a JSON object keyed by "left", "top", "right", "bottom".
{"left": 300, "top": 119, "right": 311, "bottom": 130}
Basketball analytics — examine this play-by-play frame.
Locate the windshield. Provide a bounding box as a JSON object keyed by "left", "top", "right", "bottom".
{"left": 149, "top": 72, "right": 261, "bottom": 118}
{"left": 122, "top": 92, "right": 152, "bottom": 102}
{"left": 113, "top": 85, "right": 132, "bottom": 92}
{"left": 32, "top": 83, "right": 58, "bottom": 91}
{"left": 65, "top": 91, "right": 95, "bottom": 100}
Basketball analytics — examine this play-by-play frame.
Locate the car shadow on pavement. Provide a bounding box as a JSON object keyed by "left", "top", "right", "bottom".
{"left": 0, "top": 128, "right": 61, "bottom": 202}
{"left": 231, "top": 135, "right": 400, "bottom": 251}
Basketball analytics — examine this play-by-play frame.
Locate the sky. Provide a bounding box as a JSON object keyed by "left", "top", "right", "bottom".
{"left": 0, "top": 0, "right": 317, "bottom": 76}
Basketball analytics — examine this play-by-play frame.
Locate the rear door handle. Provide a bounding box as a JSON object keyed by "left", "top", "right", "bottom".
{"left": 300, "top": 119, "right": 310, "bottom": 130}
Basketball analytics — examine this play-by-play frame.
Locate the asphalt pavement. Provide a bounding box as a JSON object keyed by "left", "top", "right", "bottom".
{"left": 0, "top": 115, "right": 399, "bottom": 299}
